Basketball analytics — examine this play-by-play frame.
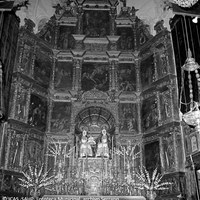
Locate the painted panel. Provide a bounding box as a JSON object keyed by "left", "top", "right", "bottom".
{"left": 20, "top": 43, "right": 32, "bottom": 76}
{"left": 50, "top": 102, "right": 71, "bottom": 134}
{"left": 54, "top": 62, "right": 73, "bottom": 91}
{"left": 34, "top": 51, "right": 51, "bottom": 88}
{"left": 117, "top": 28, "right": 134, "bottom": 50}
{"left": 81, "top": 63, "right": 109, "bottom": 92}
{"left": 83, "top": 10, "right": 110, "bottom": 37}
{"left": 24, "top": 139, "right": 43, "bottom": 165}
{"left": 140, "top": 54, "right": 155, "bottom": 89}
{"left": 119, "top": 103, "right": 138, "bottom": 134}
{"left": 58, "top": 26, "right": 75, "bottom": 50}
{"left": 144, "top": 141, "right": 161, "bottom": 173}
{"left": 28, "top": 94, "right": 47, "bottom": 132}
{"left": 141, "top": 96, "right": 158, "bottom": 131}
{"left": 118, "top": 63, "right": 136, "bottom": 91}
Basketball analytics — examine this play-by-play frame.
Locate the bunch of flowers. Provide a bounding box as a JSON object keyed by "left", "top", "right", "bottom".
{"left": 135, "top": 166, "right": 172, "bottom": 200}
{"left": 19, "top": 163, "right": 55, "bottom": 198}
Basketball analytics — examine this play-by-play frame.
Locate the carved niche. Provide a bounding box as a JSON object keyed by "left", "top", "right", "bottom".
{"left": 162, "top": 133, "right": 176, "bottom": 172}
{"left": 159, "top": 87, "right": 172, "bottom": 123}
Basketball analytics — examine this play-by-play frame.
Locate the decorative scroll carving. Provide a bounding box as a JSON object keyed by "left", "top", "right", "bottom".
{"left": 82, "top": 88, "right": 109, "bottom": 101}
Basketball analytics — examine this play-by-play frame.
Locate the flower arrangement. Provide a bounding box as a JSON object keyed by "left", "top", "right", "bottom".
{"left": 135, "top": 166, "right": 172, "bottom": 200}
{"left": 19, "top": 163, "right": 55, "bottom": 198}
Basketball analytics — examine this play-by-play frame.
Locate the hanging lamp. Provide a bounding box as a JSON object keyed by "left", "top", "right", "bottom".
{"left": 180, "top": 15, "right": 200, "bottom": 133}
{"left": 172, "top": 0, "right": 198, "bottom": 8}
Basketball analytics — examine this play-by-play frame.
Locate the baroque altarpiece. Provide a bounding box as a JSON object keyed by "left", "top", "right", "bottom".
{"left": 0, "top": 0, "right": 192, "bottom": 199}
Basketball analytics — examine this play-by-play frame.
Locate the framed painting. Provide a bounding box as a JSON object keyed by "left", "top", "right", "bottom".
{"left": 28, "top": 94, "right": 47, "bottom": 132}
{"left": 144, "top": 141, "right": 161, "bottom": 173}
{"left": 58, "top": 26, "right": 75, "bottom": 50}
{"left": 20, "top": 43, "right": 33, "bottom": 76}
{"left": 117, "top": 27, "right": 134, "bottom": 50}
{"left": 83, "top": 10, "right": 110, "bottom": 37}
{"left": 119, "top": 103, "right": 138, "bottom": 134}
{"left": 50, "top": 102, "right": 71, "bottom": 134}
{"left": 54, "top": 62, "right": 73, "bottom": 91}
{"left": 24, "top": 139, "right": 43, "bottom": 165}
{"left": 141, "top": 96, "right": 158, "bottom": 131}
{"left": 34, "top": 51, "right": 52, "bottom": 88}
{"left": 118, "top": 63, "right": 136, "bottom": 91}
{"left": 140, "top": 54, "right": 155, "bottom": 89}
{"left": 81, "top": 63, "right": 109, "bottom": 92}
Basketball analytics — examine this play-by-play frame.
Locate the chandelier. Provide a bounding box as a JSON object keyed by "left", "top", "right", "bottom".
{"left": 172, "top": 0, "right": 198, "bottom": 7}
{"left": 180, "top": 15, "right": 200, "bottom": 133}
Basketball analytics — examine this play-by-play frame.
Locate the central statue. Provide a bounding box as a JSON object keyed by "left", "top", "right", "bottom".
{"left": 96, "top": 128, "right": 109, "bottom": 158}
{"left": 79, "top": 128, "right": 109, "bottom": 158}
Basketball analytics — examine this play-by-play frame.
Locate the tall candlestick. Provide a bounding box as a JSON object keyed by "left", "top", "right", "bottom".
{"left": 124, "top": 147, "right": 126, "bottom": 170}
{"left": 72, "top": 147, "right": 74, "bottom": 166}
{"left": 112, "top": 136, "right": 114, "bottom": 160}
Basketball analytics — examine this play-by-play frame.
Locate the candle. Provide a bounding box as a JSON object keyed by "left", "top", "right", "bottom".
{"left": 112, "top": 136, "right": 114, "bottom": 159}
{"left": 124, "top": 147, "right": 126, "bottom": 170}
{"left": 72, "top": 147, "right": 74, "bottom": 166}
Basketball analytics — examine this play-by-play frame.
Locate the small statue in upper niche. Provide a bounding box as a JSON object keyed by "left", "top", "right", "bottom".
{"left": 96, "top": 128, "right": 109, "bottom": 158}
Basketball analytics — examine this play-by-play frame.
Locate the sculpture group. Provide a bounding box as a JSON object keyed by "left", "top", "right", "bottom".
{"left": 80, "top": 128, "right": 109, "bottom": 158}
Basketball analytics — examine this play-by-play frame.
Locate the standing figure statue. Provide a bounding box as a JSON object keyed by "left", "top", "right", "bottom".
{"left": 96, "top": 128, "right": 109, "bottom": 158}
{"left": 80, "top": 130, "right": 93, "bottom": 157}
